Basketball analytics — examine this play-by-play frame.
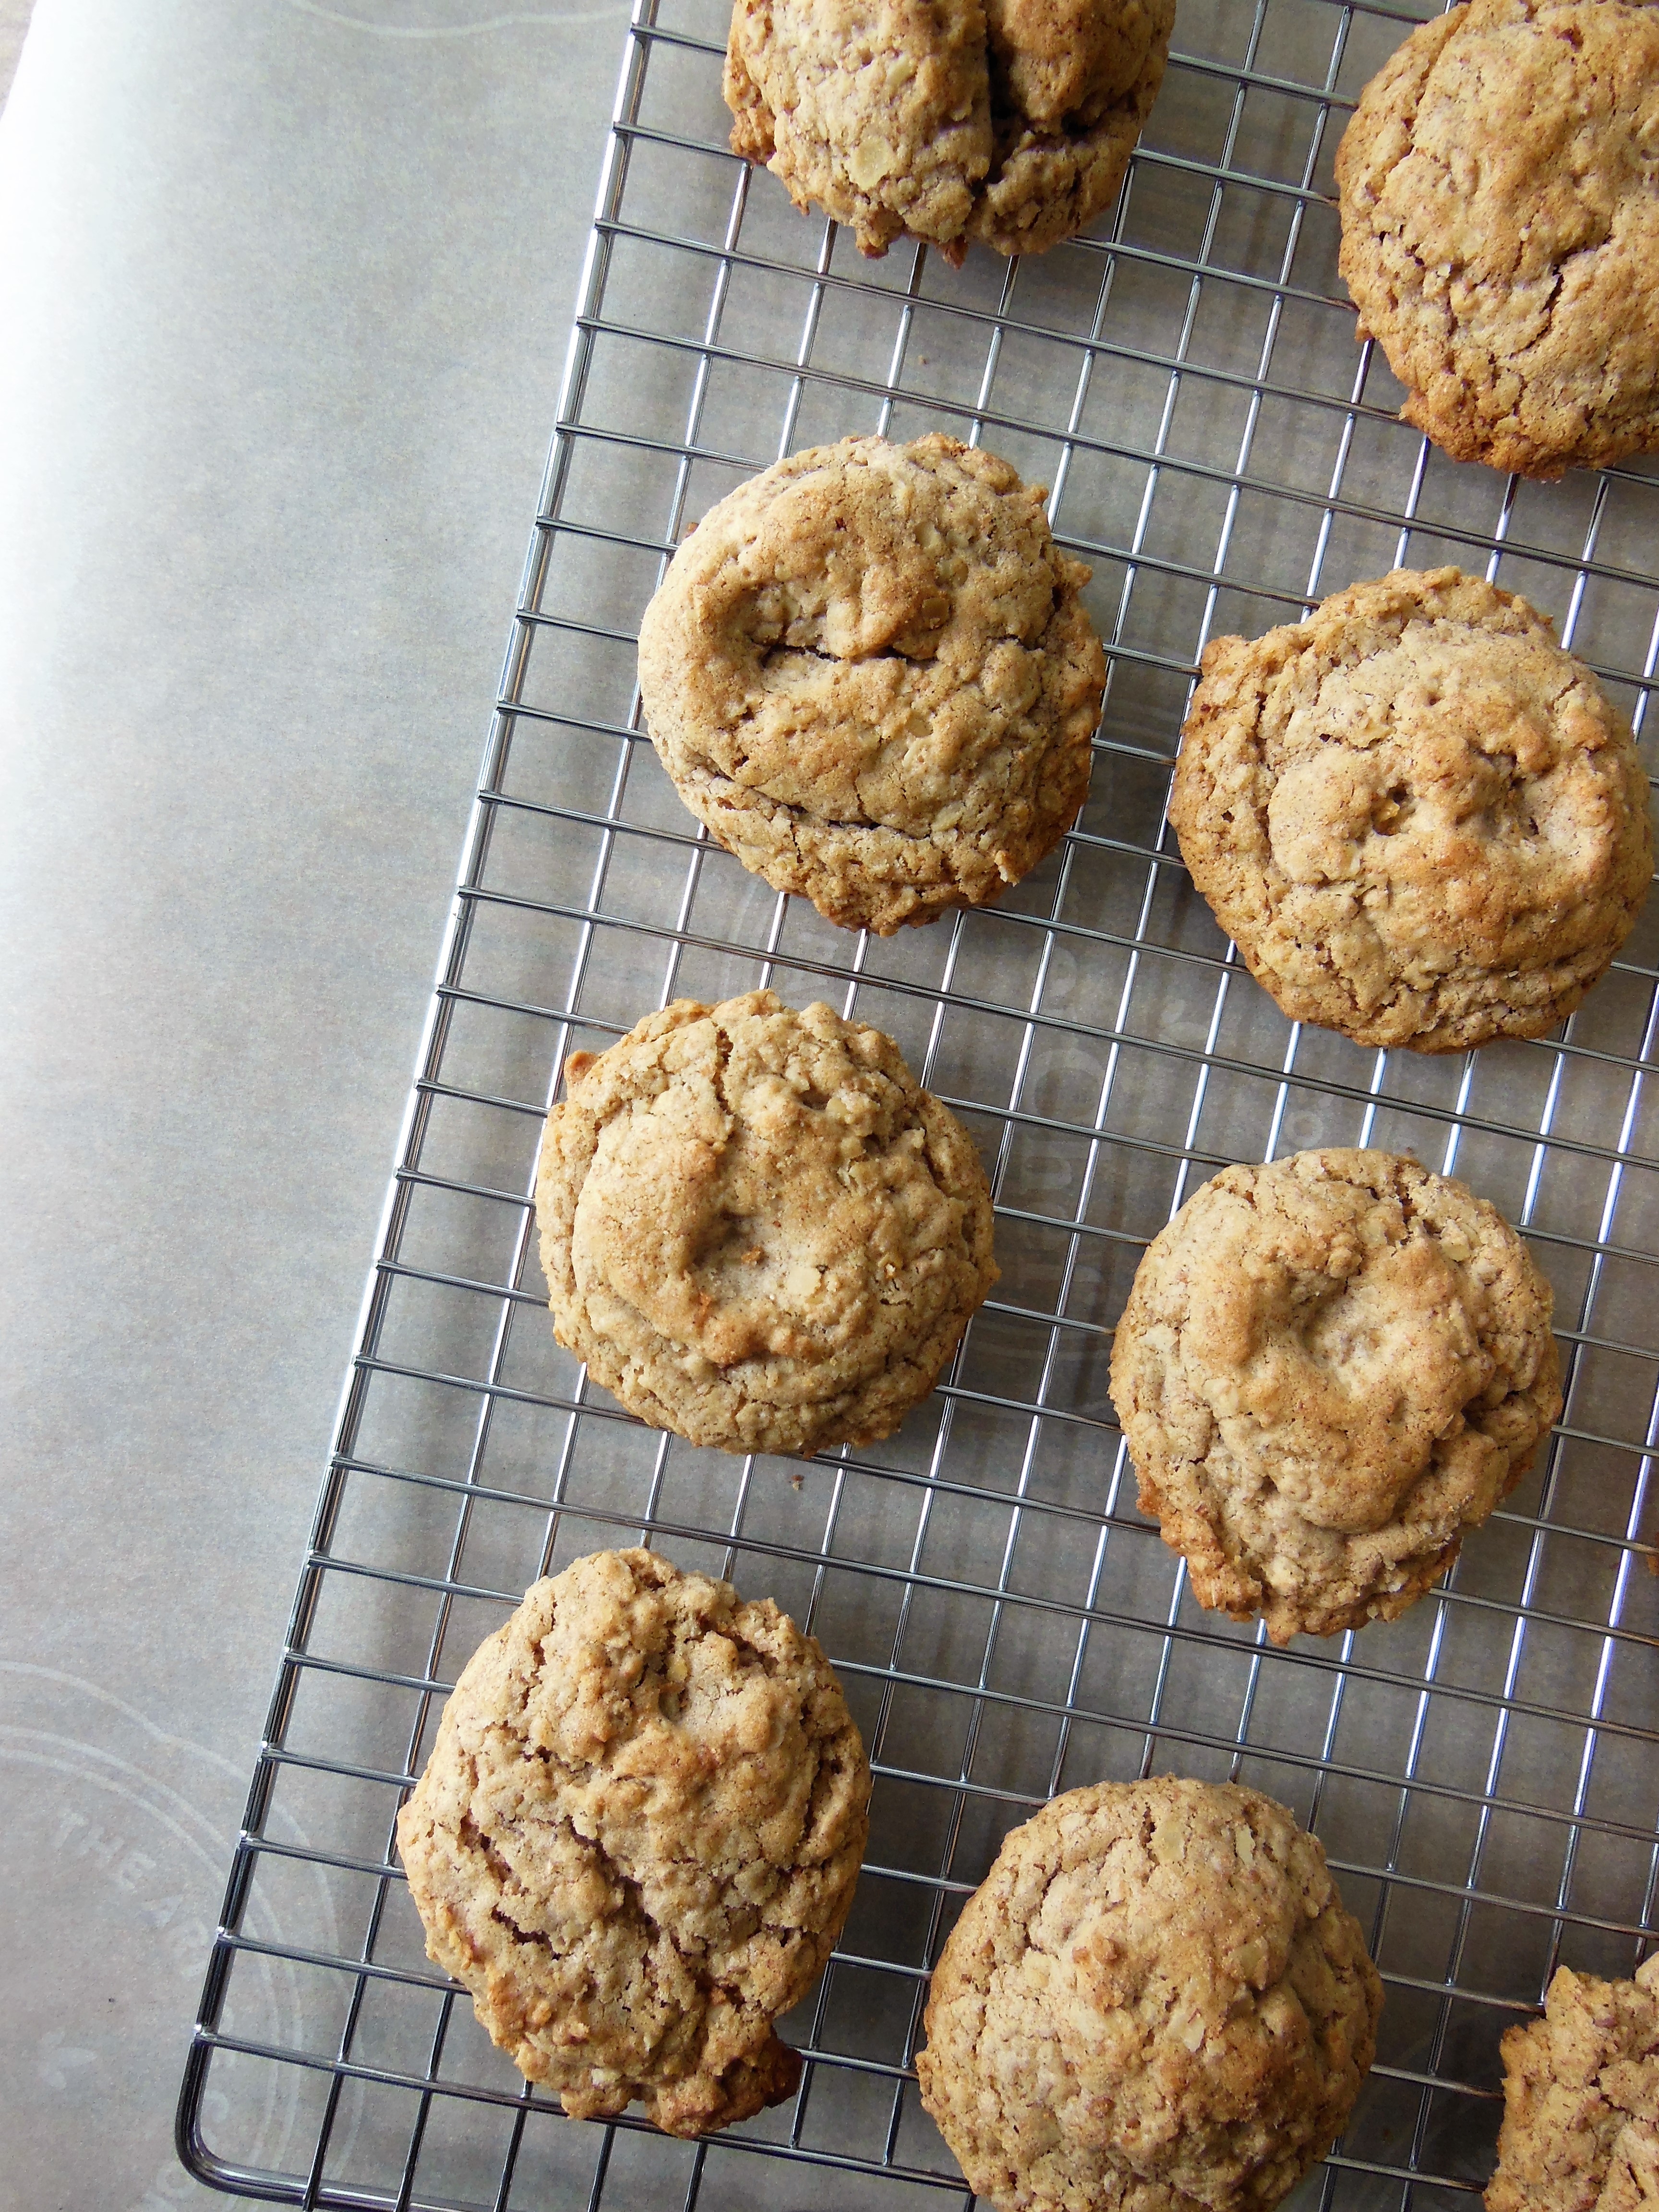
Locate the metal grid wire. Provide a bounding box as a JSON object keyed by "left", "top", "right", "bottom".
{"left": 180, "top": 0, "right": 1659, "bottom": 2203}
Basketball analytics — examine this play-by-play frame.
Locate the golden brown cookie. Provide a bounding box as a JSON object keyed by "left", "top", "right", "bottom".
{"left": 534, "top": 990, "right": 999, "bottom": 1456}
{"left": 1487, "top": 1955, "right": 1659, "bottom": 2212}
{"left": 724, "top": 0, "right": 1176, "bottom": 261}
{"left": 1108, "top": 1148, "right": 1563, "bottom": 1645}
{"left": 1169, "top": 569, "right": 1652, "bottom": 1054}
{"left": 916, "top": 1777, "right": 1383, "bottom": 2212}
{"left": 396, "top": 1548, "right": 871, "bottom": 2137}
{"left": 637, "top": 434, "right": 1104, "bottom": 936}
{"left": 1335, "top": 0, "right": 1659, "bottom": 478}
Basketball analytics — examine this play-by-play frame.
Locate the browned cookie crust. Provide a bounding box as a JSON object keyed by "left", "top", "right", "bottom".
{"left": 1335, "top": 0, "right": 1659, "bottom": 479}
{"left": 1169, "top": 569, "right": 1652, "bottom": 1054}
{"left": 916, "top": 1778, "right": 1383, "bottom": 2212}
{"left": 1487, "top": 1956, "right": 1659, "bottom": 2212}
{"left": 724, "top": 0, "right": 1175, "bottom": 261}
{"left": 535, "top": 991, "right": 999, "bottom": 1457}
{"left": 638, "top": 434, "right": 1104, "bottom": 936}
{"left": 1108, "top": 1148, "right": 1563, "bottom": 1645}
{"left": 396, "top": 1549, "right": 871, "bottom": 2137}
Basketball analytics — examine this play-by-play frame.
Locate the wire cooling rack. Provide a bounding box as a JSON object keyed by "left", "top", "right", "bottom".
{"left": 179, "top": 0, "right": 1659, "bottom": 2204}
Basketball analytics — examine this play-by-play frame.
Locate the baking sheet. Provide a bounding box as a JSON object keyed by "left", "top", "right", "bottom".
{"left": 0, "top": 3, "right": 624, "bottom": 2205}
{"left": 180, "top": 0, "right": 1659, "bottom": 2203}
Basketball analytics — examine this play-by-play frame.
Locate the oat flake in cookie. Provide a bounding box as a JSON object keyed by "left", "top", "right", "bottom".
{"left": 638, "top": 434, "right": 1105, "bottom": 936}
{"left": 396, "top": 1548, "right": 871, "bottom": 2137}
{"left": 1487, "top": 1954, "right": 1659, "bottom": 2212}
{"left": 916, "top": 1777, "right": 1383, "bottom": 2212}
{"left": 1335, "top": 0, "right": 1659, "bottom": 478}
{"left": 725, "top": 0, "right": 1176, "bottom": 262}
{"left": 535, "top": 991, "right": 998, "bottom": 1457}
{"left": 1108, "top": 1148, "right": 1563, "bottom": 1645}
{"left": 1170, "top": 569, "right": 1653, "bottom": 1055}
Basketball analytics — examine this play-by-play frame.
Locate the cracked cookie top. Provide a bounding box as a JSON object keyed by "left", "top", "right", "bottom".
{"left": 1335, "top": 0, "right": 1659, "bottom": 478}
{"left": 637, "top": 434, "right": 1105, "bottom": 936}
{"left": 724, "top": 0, "right": 1175, "bottom": 261}
{"left": 535, "top": 991, "right": 999, "bottom": 1456}
{"left": 1487, "top": 1954, "right": 1659, "bottom": 2212}
{"left": 396, "top": 1548, "right": 872, "bottom": 2137}
{"left": 1170, "top": 569, "right": 1653, "bottom": 1054}
{"left": 1108, "top": 1148, "right": 1562, "bottom": 1644}
{"left": 916, "top": 1777, "right": 1383, "bottom": 2212}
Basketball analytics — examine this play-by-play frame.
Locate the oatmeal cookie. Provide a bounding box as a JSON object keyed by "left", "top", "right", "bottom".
{"left": 535, "top": 990, "right": 999, "bottom": 1456}
{"left": 396, "top": 1548, "right": 872, "bottom": 2136}
{"left": 1335, "top": 0, "right": 1659, "bottom": 478}
{"left": 1487, "top": 1955, "right": 1659, "bottom": 2212}
{"left": 1108, "top": 1148, "right": 1563, "bottom": 1644}
{"left": 968, "top": 0, "right": 1178, "bottom": 256}
{"left": 1169, "top": 569, "right": 1653, "bottom": 1054}
{"left": 724, "top": 0, "right": 1175, "bottom": 261}
{"left": 916, "top": 1777, "right": 1383, "bottom": 2212}
{"left": 637, "top": 434, "right": 1104, "bottom": 935}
